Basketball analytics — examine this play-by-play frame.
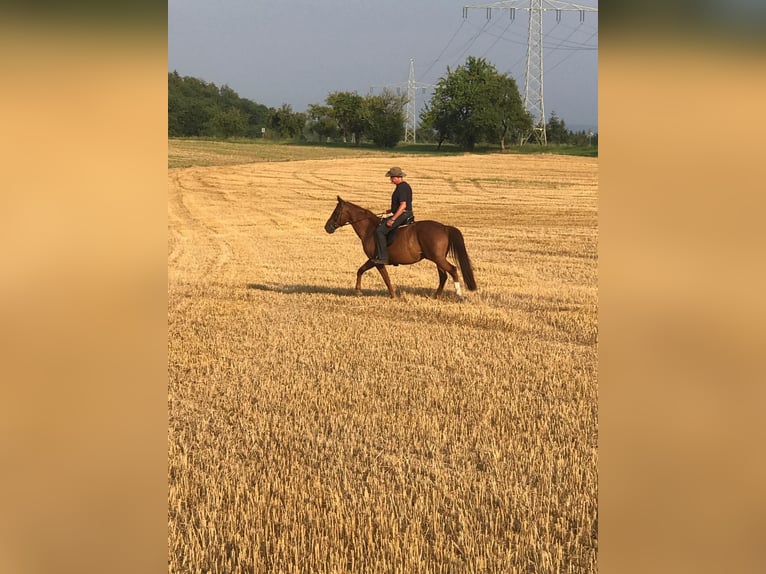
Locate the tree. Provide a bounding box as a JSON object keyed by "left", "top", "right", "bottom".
{"left": 326, "top": 91, "right": 365, "bottom": 144}
{"left": 286, "top": 111, "right": 307, "bottom": 139}
{"left": 307, "top": 104, "right": 339, "bottom": 142}
{"left": 490, "top": 75, "right": 533, "bottom": 149}
{"left": 546, "top": 111, "right": 570, "bottom": 144}
{"left": 208, "top": 108, "right": 247, "bottom": 138}
{"left": 168, "top": 91, "right": 184, "bottom": 137}
{"left": 270, "top": 104, "right": 307, "bottom": 139}
{"left": 179, "top": 101, "right": 214, "bottom": 136}
{"left": 168, "top": 72, "right": 270, "bottom": 138}
{"left": 570, "top": 129, "right": 597, "bottom": 147}
{"left": 421, "top": 57, "right": 528, "bottom": 151}
{"left": 239, "top": 98, "right": 270, "bottom": 138}
{"left": 419, "top": 89, "right": 452, "bottom": 149}
{"left": 362, "top": 89, "right": 407, "bottom": 148}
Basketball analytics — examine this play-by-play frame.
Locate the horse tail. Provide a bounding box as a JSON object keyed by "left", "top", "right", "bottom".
{"left": 447, "top": 226, "right": 477, "bottom": 291}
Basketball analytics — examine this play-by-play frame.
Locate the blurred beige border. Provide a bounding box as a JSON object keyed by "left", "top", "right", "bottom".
{"left": 601, "top": 34, "right": 766, "bottom": 574}
{"left": 0, "top": 20, "right": 168, "bottom": 574}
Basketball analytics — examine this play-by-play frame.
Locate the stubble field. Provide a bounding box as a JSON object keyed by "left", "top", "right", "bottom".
{"left": 168, "top": 140, "right": 598, "bottom": 573}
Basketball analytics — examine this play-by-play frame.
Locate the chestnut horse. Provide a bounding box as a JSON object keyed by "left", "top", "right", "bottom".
{"left": 324, "top": 196, "right": 477, "bottom": 298}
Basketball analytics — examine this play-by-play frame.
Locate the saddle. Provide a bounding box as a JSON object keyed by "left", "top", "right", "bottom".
{"left": 386, "top": 214, "right": 415, "bottom": 245}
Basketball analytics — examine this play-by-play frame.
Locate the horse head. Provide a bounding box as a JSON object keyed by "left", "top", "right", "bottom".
{"left": 324, "top": 196, "right": 346, "bottom": 233}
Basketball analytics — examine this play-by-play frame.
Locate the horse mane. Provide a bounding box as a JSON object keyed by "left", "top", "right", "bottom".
{"left": 338, "top": 196, "right": 376, "bottom": 220}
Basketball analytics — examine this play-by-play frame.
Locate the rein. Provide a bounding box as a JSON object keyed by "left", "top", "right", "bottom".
{"left": 336, "top": 211, "right": 386, "bottom": 228}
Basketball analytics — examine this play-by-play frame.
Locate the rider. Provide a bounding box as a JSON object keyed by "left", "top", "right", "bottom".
{"left": 373, "top": 167, "right": 414, "bottom": 264}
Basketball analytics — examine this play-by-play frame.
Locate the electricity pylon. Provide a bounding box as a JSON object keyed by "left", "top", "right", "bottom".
{"left": 370, "top": 59, "right": 434, "bottom": 144}
{"left": 463, "top": 1, "right": 598, "bottom": 144}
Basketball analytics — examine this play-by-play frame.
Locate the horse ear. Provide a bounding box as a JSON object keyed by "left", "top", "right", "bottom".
{"left": 337, "top": 195, "right": 343, "bottom": 202}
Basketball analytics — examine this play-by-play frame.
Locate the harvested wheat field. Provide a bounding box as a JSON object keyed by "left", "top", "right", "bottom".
{"left": 168, "top": 141, "right": 598, "bottom": 574}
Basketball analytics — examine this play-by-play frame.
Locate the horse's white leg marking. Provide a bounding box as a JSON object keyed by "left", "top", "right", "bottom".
{"left": 454, "top": 282, "right": 463, "bottom": 297}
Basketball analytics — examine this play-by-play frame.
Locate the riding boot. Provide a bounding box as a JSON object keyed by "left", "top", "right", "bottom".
{"left": 372, "top": 236, "right": 388, "bottom": 264}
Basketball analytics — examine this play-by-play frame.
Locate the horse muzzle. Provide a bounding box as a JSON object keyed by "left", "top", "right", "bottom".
{"left": 324, "top": 221, "right": 337, "bottom": 234}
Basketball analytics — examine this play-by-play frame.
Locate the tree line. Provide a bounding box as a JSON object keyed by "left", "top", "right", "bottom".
{"left": 169, "top": 57, "right": 596, "bottom": 150}
{"left": 169, "top": 70, "right": 406, "bottom": 146}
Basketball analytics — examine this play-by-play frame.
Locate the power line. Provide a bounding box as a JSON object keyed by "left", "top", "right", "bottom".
{"left": 420, "top": 20, "right": 467, "bottom": 82}
{"left": 463, "top": 0, "right": 598, "bottom": 145}
{"left": 545, "top": 29, "right": 598, "bottom": 74}
{"left": 419, "top": 9, "right": 594, "bottom": 89}
{"left": 481, "top": 20, "right": 514, "bottom": 58}
{"left": 450, "top": 18, "right": 495, "bottom": 70}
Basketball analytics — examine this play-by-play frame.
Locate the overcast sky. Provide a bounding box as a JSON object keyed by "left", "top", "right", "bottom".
{"left": 168, "top": 0, "right": 598, "bottom": 132}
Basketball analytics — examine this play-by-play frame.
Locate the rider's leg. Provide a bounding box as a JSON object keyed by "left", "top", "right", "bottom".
{"left": 374, "top": 219, "right": 391, "bottom": 263}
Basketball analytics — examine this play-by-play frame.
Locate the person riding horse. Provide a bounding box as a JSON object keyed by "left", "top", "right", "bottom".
{"left": 372, "top": 167, "right": 414, "bottom": 265}
{"left": 325, "top": 196, "right": 476, "bottom": 298}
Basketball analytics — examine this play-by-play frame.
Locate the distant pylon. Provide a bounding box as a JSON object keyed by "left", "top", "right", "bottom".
{"left": 463, "top": 1, "right": 598, "bottom": 145}
{"left": 404, "top": 60, "right": 418, "bottom": 143}
{"left": 370, "top": 59, "right": 434, "bottom": 144}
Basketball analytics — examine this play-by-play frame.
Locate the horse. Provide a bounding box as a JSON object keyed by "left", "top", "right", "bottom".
{"left": 324, "top": 196, "right": 477, "bottom": 299}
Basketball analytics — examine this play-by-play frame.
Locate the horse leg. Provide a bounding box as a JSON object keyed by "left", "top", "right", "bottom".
{"left": 435, "top": 268, "right": 448, "bottom": 299}
{"left": 355, "top": 260, "right": 376, "bottom": 295}
{"left": 433, "top": 257, "right": 461, "bottom": 298}
{"left": 375, "top": 264, "right": 397, "bottom": 298}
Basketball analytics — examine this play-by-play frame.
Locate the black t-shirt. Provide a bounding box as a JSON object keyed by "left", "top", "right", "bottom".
{"left": 391, "top": 181, "right": 413, "bottom": 213}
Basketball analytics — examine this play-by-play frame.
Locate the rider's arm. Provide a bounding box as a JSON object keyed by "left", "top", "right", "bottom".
{"left": 391, "top": 201, "right": 407, "bottom": 220}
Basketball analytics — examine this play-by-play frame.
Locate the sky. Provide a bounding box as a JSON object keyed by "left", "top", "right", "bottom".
{"left": 168, "top": 0, "right": 598, "bottom": 132}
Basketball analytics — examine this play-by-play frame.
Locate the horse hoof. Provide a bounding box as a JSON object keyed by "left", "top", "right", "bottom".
{"left": 355, "top": 289, "right": 363, "bottom": 296}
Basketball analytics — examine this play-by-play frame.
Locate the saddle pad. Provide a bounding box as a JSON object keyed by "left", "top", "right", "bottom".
{"left": 386, "top": 223, "right": 412, "bottom": 246}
